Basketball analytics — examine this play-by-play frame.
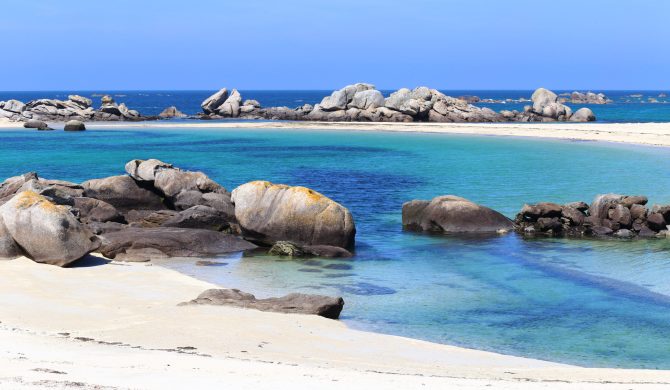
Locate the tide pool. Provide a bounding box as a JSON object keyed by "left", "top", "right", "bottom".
{"left": 3, "top": 127, "right": 670, "bottom": 368}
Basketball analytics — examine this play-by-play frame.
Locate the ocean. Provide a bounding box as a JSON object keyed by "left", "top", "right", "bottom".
{"left": 2, "top": 127, "right": 670, "bottom": 368}
{"left": 1, "top": 90, "right": 669, "bottom": 122}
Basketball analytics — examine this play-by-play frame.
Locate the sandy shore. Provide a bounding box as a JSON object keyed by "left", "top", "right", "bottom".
{"left": 3, "top": 118, "right": 670, "bottom": 147}
{"left": 0, "top": 257, "right": 669, "bottom": 389}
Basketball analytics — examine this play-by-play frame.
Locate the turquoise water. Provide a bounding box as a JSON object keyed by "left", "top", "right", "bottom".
{"left": 3, "top": 127, "right": 670, "bottom": 368}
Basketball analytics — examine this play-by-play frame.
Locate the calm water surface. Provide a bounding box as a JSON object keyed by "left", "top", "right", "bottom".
{"left": 2, "top": 127, "right": 670, "bottom": 368}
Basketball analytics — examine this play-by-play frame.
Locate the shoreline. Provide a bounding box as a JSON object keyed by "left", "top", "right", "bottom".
{"left": 4, "top": 119, "right": 670, "bottom": 148}
{"left": 1, "top": 256, "right": 670, "bottom": 388}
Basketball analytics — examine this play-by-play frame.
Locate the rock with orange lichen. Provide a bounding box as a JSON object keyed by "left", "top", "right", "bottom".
{"left": 0, "top": 191, "right": 100, "bottom": 266}
{"left": 231, "top": 181, "right": 356, "bottom": 249}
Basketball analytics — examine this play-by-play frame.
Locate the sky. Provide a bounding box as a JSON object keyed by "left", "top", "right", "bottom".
{"left": 0, "top": 0, "right": 668, "bottom": 90}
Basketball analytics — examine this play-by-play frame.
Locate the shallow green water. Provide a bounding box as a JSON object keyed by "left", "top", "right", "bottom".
{"left": 3, "top": 127, "right": 670, "bottom": 368}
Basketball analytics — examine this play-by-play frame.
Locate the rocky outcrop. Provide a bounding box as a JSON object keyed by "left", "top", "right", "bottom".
{"left": 0, "top": 159, "right": 360, "bottom": 264}
{"left": 180, "top": 288, "right": 345, "bottom": 319}
{"left": 198, "top": 85, "right": 594, "bottom": 123}
{"left": 82, "top": 175, "right": 165, "bottom": 211}
{"left": 511, "top": 88, "right": 597, "bottom": 122}
{"left": 0, "top": 94, "right": 152, "bottom": 123}
{"left": 0, "top": 191, "right": 100, "bottom": 266}
{"left": 515, "top": 194, "right": 664, "bottom": 238}
{"left": 560, "top": 91, "right": 611, "bottom": 104}
{"left": 231, "top": 181, "right": 356, "bottom": 249}
{"left": 98, "top": 227, "right": 256, "bottom": 261}
{"left": 158, "top": 106, "right": 187, "bottom": 118}
{"left": 402, "top": 195, "right": 514, "bottom": 233}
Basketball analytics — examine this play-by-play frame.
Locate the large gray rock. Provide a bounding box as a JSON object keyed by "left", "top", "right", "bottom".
{"left": 201, "top": 88, "right": 229, "bottom": 114}
{"left": 319, "top": 83, "right": 375, "bottom": 111}
{"left": 24, "top": 119, "right": 51, "bottom": 130}
{"left": 531, "top": 88, "right": 559, "bottom": 113}
{"left": 82, "top": 175, "right": 165, "bottom": 210}
{"left": 125, "top": 158, "right": 174, "bottom": 181}
{"left": 3, "top": 99, "right": 25, "bottom": 113}
{"left": 180, "top": 288, "right": 344, "bottom": 319}
{"left": 571, "top": 107, "right": 596, "bottom": 122}
{"left": 0, "top": 191, "right": 100, "bottom": 266}
{"left": 99, "top": 227, "right": 256, "bottom": 261}
{"left": 348, "top": 90, "right": 385, "bottom": 110}
{"left": 231, "top": 181, "right": 356, "bottom": 249}
{"left": 402, "top": 195, "right": 514, "bottom": 233}
{"left": 64, "top": 120, "right": 86, "bottom": 131}
{"left": 154, "top": 169, "right": 225, "bottom": 198}
{"left": 217, "top": 89, "right": 242, "bottom": 117}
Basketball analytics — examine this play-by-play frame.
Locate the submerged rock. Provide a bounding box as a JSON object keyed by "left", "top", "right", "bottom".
{"left": 402, "top": 195, "right": 513, "bottom": 233}
{"left": 231, "top": 181, "right": 356, "bottom": 249}
{"left": 180, "top": 288, "right": 344, "bottom": 319}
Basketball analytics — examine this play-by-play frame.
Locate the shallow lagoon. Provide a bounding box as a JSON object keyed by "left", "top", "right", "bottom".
{"left": 3, "top": 127, "right": 670, "bottom": 368}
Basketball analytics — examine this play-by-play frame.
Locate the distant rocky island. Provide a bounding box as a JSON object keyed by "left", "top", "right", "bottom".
{"left": 197, "top": 85, "right": 596, "bottom": 123}
{"left": 0, "top": 85, "right": 597, "bottom": 127}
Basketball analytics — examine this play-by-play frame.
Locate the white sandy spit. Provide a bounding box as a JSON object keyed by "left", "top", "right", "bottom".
{"left": 0, "top": 256, "right": 669, "bottom": 389}
{"left": 4, "top": 119, "right": 670, "bottom": 147}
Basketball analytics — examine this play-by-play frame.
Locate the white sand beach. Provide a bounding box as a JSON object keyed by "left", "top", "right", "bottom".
{"left": 0, "top": 256, "right": 669, "bottom": 389}
{"left": 4, "top": 119, "right": 670, "bottom": 147}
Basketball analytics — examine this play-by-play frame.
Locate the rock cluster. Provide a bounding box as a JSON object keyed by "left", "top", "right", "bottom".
{"left": 403, "top": 193, "right": 670, "bottom": 240}
{"left": 559, "top": 91, "right": 611, "bottom": 104}
{"left": 180, "top": 288, "right": 345, "bottom": 319}
{"left": 0, "top": 159, "right": 356, "bottom": 265}
{"left": 402, "top": 195, "right": 514, "bottom": 233}
{"left": 199, "top": 85, "right": 596, "bottom": 123}
{"left": 515, "top": 194, "right": 668, "bottom": 238}
{"left": 0, "top": 95, "right": 150, "bottom": 123}
{"left": 159, "top": 106, "right": 187, "bottom": 118}
{"left": 507, "top": 88, "right": 596, "bottom": 122}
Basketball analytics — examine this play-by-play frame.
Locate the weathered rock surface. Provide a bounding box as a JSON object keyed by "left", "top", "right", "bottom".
{"left": 402, "top": 195, "right": 514, "bottom": 233}
{"left": 0, "top": 191, "right": 100, "bottom": 266}
{"left": 82, "top": 175, "right": 165, "bottom": 211}
{"left": 180, "top": 288, "right": 344, "bottom": 319}
{"left": 99, "top": 227, "right": 256, "bottom": 261}
{"left": 231, "top": 181, "right": 356, "bottom": 249}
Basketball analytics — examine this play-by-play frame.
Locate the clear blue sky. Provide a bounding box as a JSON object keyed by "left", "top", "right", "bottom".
{"left": 1, "top": 0, "right": 668, "bottom": 90}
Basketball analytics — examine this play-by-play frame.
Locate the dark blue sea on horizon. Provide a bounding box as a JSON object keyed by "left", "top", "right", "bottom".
{"left": 1, "top": 90, "right": 669, "bottom": 123}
